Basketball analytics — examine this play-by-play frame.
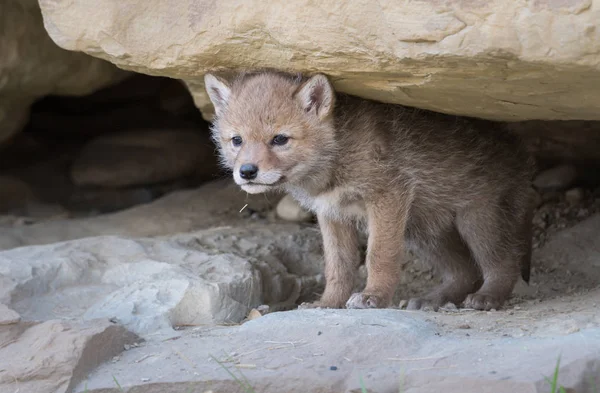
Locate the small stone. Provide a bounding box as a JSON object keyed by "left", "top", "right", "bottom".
{"left": 330, "top": 366, "right": 338, "bottom": 371}
{"left": 457, "top": 324, "right": 471, "bottom": 329}
{"left": 533, "top": 164, "right": 577, "bottom": 191}
{"left": 257, "top": 305, "right": 270, "bottom": 314}
{"left": 565, "top": 326, "right": 580, "bottom": 334}
{"left": 565, "top": 188, "right": 585, "bottom": 204}
{"left": 0, "top": 304, "right": 21, "bottom": 325}
{"left": 276, "top": 194, "right": 313, "bottom": 222}
{"left": 124, "top": 344, "right": 131, "bottom": 350}
{"left": 246, "top": 309, "right": 262, "bottom": 321}
{"left": 141, "top": 377, "right": 151, "bottom": 382}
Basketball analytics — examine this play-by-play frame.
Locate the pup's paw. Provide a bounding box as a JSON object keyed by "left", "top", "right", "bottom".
{"left": 463, "top": 293, "right": 503, "bottom": 311}
{"left": 298, "top": 301, "right": 325, "bottom": 310}
{"left": 345, "top": 292, "right": 390, "bottom": 309}
{"left": 403, "top": 297, "right": 441, "bottom": 311}
{"left": 298, "top": 299, "right": 345, "bottom": 310}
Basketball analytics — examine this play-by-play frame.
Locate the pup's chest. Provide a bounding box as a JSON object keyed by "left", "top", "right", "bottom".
{"left": 289, "top": 187, "right": 367, "bottom": 221}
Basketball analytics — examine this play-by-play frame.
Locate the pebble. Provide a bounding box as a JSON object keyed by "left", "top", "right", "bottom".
{"left": 0, "top": 304, "right": 21, "bottom": 325}
{"left": 246, "top": 309, "right": 262, "bottom": 321}
{"left": 565, "top": 188, "right": 585, "bottom": 204}
{"left": 330, "top": 366, "right": 338, "bottom": 371}
{"left": 276, "top": 194, "right": 313, "bottom": 222}
{"left": 533, "top": 164, "right": 577, "bottom": 191}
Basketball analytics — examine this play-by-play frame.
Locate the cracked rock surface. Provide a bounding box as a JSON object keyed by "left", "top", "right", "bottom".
{"left": 1, "top": 180, "right": 600, "bottom": 392}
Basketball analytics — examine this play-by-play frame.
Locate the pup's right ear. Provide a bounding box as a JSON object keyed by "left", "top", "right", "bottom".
{"left": 294, "top": 74, "right": 335, "bottom": 121}
{"left": 204, "top": 74, "right": 232, "bottom": 117}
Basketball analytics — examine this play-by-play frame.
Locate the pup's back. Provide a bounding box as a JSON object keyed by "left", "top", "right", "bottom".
{"left": 330, "top": 93, "right": 535, "bottom": 207}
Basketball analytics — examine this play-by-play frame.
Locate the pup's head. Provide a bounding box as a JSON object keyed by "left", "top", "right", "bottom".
{"left": 204, "top": 71, "right": 337, "bottom": 194}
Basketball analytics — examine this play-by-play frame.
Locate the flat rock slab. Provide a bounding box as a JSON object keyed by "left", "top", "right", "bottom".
{"left": 0, "top": 226, "right": 323, "bottom": 336}
{"left": 0, "top": 180, "right": 274, "bottom": 250}
{"left": 75, "top": 309, "right": 600, "bottom": 393}
{"left": 0, "top": 319, "right": 138, "bottom": 393}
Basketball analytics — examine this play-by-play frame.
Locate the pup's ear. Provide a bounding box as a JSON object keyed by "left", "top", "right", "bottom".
{"left": 294, "top": 74, "right": 335, "bottom": 120}
{"left": 204, "top": 74, "right": 232, "bottom": 117}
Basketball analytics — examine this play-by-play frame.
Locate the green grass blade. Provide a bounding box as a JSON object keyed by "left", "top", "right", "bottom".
{"left": 359, "top": 375, "right": 368, "bottom": 393}
{"left": 112, "top": 375, "right": 124, "bottom": 392}
{"left": 209, "top": 354, "right": 255, "bottom": 393}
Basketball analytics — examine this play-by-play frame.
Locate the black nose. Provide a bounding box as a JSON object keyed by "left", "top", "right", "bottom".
{"left": 239, "top": 164, "right": 258, "bottom": 180}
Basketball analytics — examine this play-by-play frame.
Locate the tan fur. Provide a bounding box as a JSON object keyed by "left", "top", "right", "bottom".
{"left": 204, "top": 70, "right": 536, "bottom": 311}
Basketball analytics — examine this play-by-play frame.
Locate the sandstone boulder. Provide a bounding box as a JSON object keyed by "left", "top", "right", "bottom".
{"left": 40, "top": 0, "right": 600, "bottom": 122}
{"left": 0, "top": 0, "right": 129, "bottom": 143}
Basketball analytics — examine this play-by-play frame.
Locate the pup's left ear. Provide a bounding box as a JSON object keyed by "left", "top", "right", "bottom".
{"left": 204, "top": 74, "right": 232, "bottom": 117}
{"left": 294, "top": 74, "right": 335, "bottom": 120}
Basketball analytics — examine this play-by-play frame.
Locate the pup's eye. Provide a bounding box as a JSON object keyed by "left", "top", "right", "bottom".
{"left": 271, "top": 134, "right": 289, "bottom": 146}
{"left": 231, "top": 136, "right": 243, "bottom": 147}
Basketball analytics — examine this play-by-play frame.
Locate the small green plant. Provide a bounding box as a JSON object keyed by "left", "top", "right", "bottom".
{"left": 589, "top": 374, "right": 599, "bottom": 393}
{"left": 398, "top": 368, "right": 405, "bottom": 393}
{"left": 359, "top": 375, "right": 368, "bottom": 393}
{"left": 209, "top": 354, "right": 255, "bottom": 393}
{"left": 112, "top": 375, "right": 125, "bottom": 392}
{"left": 545, "top": 356, "right": 567, "bottom": 393}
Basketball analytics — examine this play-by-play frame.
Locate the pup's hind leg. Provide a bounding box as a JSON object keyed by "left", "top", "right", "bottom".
{"left": 457, "top": 195, "right": 531, "bottom": 311}
{"left": 406, "top": 226, "right": 482, "bottom": 311}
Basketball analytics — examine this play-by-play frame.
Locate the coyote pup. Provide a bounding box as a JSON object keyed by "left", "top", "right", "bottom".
{"left": 204, "top": 71, "right": 534, "bottom": 311}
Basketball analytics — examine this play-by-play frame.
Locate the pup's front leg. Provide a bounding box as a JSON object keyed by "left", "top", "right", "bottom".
{"left": 346, "top": 193, "right": 410, "bottom": 309}
{"left": 301, "top": 214, "right": 360, "bottom": 309}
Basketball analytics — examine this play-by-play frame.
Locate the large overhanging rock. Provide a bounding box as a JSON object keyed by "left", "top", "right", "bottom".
{"left": 39, "top": 0, "right": 600, "bottom": 122}
{"left": 0, "top": 0, "right": 129, "bottom": 144}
